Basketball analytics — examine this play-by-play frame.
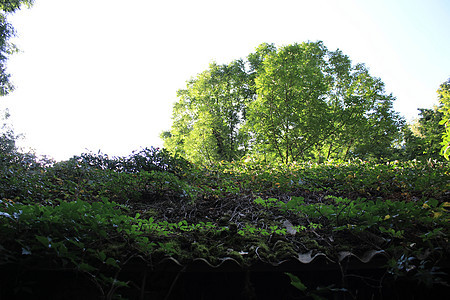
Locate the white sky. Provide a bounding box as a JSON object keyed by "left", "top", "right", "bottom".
{"left": 1, "top": 0, "right": 449, "bottom": 161}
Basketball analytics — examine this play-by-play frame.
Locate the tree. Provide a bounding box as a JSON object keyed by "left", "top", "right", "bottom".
{"left": 163, "top": 41, "right": 404, "bottom": 164}
{"left": 246, "top": 42, "right": 330, "bottom": 163}
{"left": 0, "top": 0, "right": 33, "bottom": 13}
{"left": 1, "top": 108, "right": 16, "bottom": 156}
{"left": 246, "top": 41, "right": 403, "bottom": 163}
{"left": 317, "top": 53, "right": 403, "bottom": 161}
{"left": 0, "top": 0, "right": 34, "bottom": 96}
{"left": 438, "top": 79, "right": 450, "bottom": 160}
{"left": 162, "top": 60, "right": 252, "bottom": 164}
{"left": 401, "top": 106, "right": 445, "bottom": 160}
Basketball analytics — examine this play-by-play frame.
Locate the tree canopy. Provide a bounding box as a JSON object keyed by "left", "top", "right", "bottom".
{"left": 0, "top": 0, "right": 34, "bottom": 96}
{"left": 438, "top": 79, "right": 450, "bottom": 160}
{"left": 163, "top": 41, "right": 404, "bottom": 164}
{"left": 162, "top": 60, "right": 253, "bottom": 164}
{"left": 400, "top": 106, "right": 445, "bottom": 160}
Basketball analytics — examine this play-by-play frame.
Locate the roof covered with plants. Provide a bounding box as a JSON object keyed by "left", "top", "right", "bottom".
{"left": 1, "top": 147, "right": 449, "bottom": 298}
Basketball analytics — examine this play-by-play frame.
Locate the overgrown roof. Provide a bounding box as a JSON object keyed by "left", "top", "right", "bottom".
{"left": 1, "top": 150, "right": 449, "bottom": 298}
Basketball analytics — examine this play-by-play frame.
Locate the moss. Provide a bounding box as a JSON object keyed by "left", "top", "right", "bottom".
{"left": 141, "top": 208, "right": 159, "bottom": 218}
{"left": 296, "top": 236, "right": 329, "bottom": 254}
{"left": 300, "top": 237, "right": 320, "bottom": 249}
{"left": 226, "top": 250, "right": 245, "bottom": 264}
{"left": 248, "top": 241, "right": 272, "bottom": 261}
{"left": 156, "top": 241, "right": 181, "bottom": 257}
{"left": 191, "top": 242, "right": 210, "bottom": 258}
{"left": 272, "top": 240, "right": 298, "bottom": 260}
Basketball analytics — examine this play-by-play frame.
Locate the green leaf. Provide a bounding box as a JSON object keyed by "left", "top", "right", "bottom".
{"left": 311, "top": 294, "right": 327, "bottom": 300}
{"left": 66, "top": 237, "right": 85, "bottom": 249}
{"left": 425, "top": 198, "right": 438, "bottom": 208}
{"left": 35, "top": 235, "right": 51, "bottom": 248}
{"left": 97, "top": 251, "right": 106, "bottom": 262}
{"left": 78, "top": 262, "right": 97, "bottom": 272}
{"left": 285, "top": 272, "right": 307, "bottom": 292}
{"left": 112, "top": 279, "right": 129, "bottom": 287}
{"left": 105, "top": 257, "right": 120, "bottom": 269}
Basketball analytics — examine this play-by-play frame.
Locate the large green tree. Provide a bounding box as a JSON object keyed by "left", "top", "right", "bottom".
{"left": 163, "top": 41, "right": 404, "bottom": 164}
{"left": 401, "top": 106, "right": 445, "bottom": 160}
{"left": 162, "top": 60, "right": 252, "bottom": 164}
{"left": 247, "top": 42, "right": 330, "bottom": 163}
{"left": 0, "top": 0, "right": 34, "bottom": 96}
{"left": 438, "top": 79, "right": 450, "bottom": 160}
{"left": 1, "top": 0, "right": 34, "bottom": 155}
{"left": 246, "top": 42, "right": 403, "bottom": 163}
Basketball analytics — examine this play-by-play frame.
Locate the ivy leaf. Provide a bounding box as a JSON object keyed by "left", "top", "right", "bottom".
{"left": 66, "top": 238, "right": 85, "bottom": 249}
{"left": 285, "top": 272, "right": 307, "bottom": 292}
{"left": 35, "top": 235, "right": 51, "bottom": 248}
{"left": 78, "top": 262, "right": 97, "bottom": 272}
{"left": 105, "top": 257, "right": 120, "bottom": 269}
{"left": 97, "top": 251, "right": 106, "bottom": 262}
{"left": 425, "top": 198, "right": 438, "bottom": 208}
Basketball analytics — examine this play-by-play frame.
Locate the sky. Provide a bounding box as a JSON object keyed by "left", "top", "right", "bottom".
{"left": 1, "top": 0, "right": 449, "bottom": 161}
